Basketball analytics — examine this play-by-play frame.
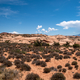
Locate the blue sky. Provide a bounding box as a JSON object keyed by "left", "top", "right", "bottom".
{"left": 0, "top": 0, "right": 80, "bottom": 35}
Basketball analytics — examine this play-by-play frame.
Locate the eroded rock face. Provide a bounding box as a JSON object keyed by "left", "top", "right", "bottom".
{"left": 0, "top": 33, "right": 80, "bottom": 46}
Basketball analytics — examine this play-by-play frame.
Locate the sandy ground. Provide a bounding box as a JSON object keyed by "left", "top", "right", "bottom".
{"left": 2, "top": 50, "right": 80, "bottom": 80}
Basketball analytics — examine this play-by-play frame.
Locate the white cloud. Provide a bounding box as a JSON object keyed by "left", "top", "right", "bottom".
{"left": 42, "top": 29, "right": 45, "bottom": 31}
{"left": 36, "top": 25, "right": 58, "bottom": 33}
{"left": 56, "top": 20, "right": 80, "bottom": 29}
{"left": 0, "top": 7, "right": 18, "bottom": 18}
{"left": 48, "top": 27, "right": 58, "bottom": 31}
{"left": 9, "top": 31, "right": 19, "bottom": 34}
{"left": 36, "top": 25, "right": 42, "bottom": 29}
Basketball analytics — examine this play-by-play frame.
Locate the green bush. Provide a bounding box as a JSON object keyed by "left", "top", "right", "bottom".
{"left": 53, "top": 42, "right": 60, "bottom": 46}
{"left": 73, "top": 44, "right": 80, "bottom": 48}
{"left": 34, "top": 40, "right": 49, "bottom": 46}
{"left": 51, "top": 73, "right": 66, "bottom": 80}
{"left": 63, "top": 42, "right": 70, "bottom": 47}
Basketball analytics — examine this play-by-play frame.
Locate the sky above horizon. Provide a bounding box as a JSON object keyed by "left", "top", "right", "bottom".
{"left": 0, "top": 0, "right": 80, "bottom": 35}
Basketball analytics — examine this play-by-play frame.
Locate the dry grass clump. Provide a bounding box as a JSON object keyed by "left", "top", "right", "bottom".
{"left": 0, "top": 69, "right": 21, "bottom": 80}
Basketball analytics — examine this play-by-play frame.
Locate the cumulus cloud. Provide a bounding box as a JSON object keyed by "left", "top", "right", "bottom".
{"left": 56, "top": 20, "right": 80, "bottom": 29}
{"left": 36, "top": 25, "right": 58, "bottom": 33}
{"left": 48, "top": 27, "right": 58, "bottom": 31}
{"left": 36, "top": 25, "right": 42, "bottom": 29}
{"left": 42, "top": 29, "right": 45, "bottom": 31}
{"left": 9, "top": 31, "right": 19, "bottom": 34}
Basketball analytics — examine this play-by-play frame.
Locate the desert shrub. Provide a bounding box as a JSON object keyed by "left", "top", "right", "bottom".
{"left": 45, "top": 58, "right": 50, "bottom": 62}
{"left": 7, "top": 55, "right": 14, "bottom": 59}
{"left": 64, "top": 55, "right": 70, "bottom": 59}
{"left": 65, "top": 63, "right": 70, "bottom": 67}
{"left": 73, "top": 73, "right": 80, "bottom": 79}
{"left": 36, "top": 55, "right": 42, "bottom": 59}
{"left": 57, "top": 65, "right": 62, "bottom": 69}
{"left": 31, "top": 54, "right": 36, "bottom": 58}
{"left": 36, "top": 60, "right": 41, "bottom": 65}
{"left": 50, "top": 67, "right": 54, "bottom": 71}
{"left": 59, "top": 55, "right": 63, "bottom": 60}
{"left": 68, "top": 66, "right": 73, "bottom": 70}
{"left": 67, "top": 52, "right": 72, "bottom": 55}
{"left": 73, "top": 44, "right": 80, "bottom": 48}
{"left": 25, "top": 73, "right": 40, "bottom": 80}
{"left": 14, "top": 60, "right": 23, "bottom": 65}
{"left": 53, "top": 42, "right": 60, "bottom": 46}
{"left": 34, "top": 40, "right": 49, "bottom": 46}
{"left": 15, "top": 49, "right": 21, "bottom": 53}
{"left": 16, "top": 54, "right": 23, "bottom": 59}
{"left": 26, "top": 58, "right": 31, "bottom": 62}
{"left": 21, "top": 64, "right": 31, "bottom": 71}
{"left": 51, "top": 73, "right": 66, "bottom": 80}
{"left": 75, "top": 65, "right": 78, "bottom": 70}
{"left": 72, "top": 61, "right": 77, "bottom": 65}
{"left": 75, "top": 52, "right": 80, "bottom": 56}
{"left": 73, "top": 57, "right": 77, "bottom": 60}
{"left": 43, "top": 68, "right": 51, "bottom": 73}
{"left": 52, "top": 53, "right": 59, "bottom": 57}
{"left": 40, "top": 61, "right": 47, "bottom": 67}
{"left": 59, "top": 69, "right": 62, "bottom": 72}
{"left": 4, "top": 60, "right": 12, "bottom": 67}
{"left": 63, "top": 42, "right": 70, "bottom": 47}
{"left": 42, "top": 42, "right": 49, "bottom": 46}
{"left": 59, "top": 51, "right": 63, "bottom": 54}
{"left": 62, "top": 68, "right": 66, "bottom": 73}
{"left": 5, "top": 40, "right": 10, "bottom": 43}
{"left": 0, "top": 56, "right": 6, "bottom": 63}
{"left": 32, "top": 59, "right": 37, "bottom": 64}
